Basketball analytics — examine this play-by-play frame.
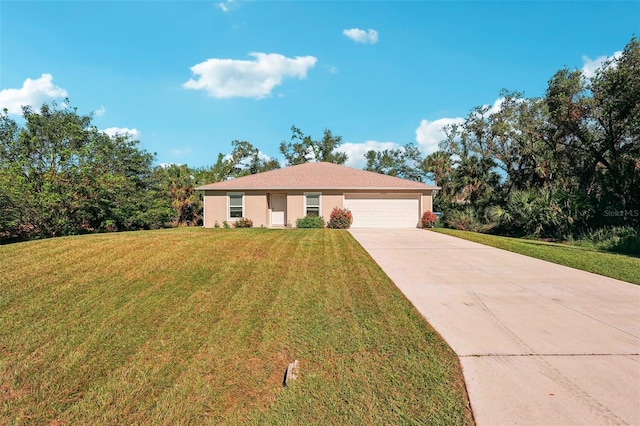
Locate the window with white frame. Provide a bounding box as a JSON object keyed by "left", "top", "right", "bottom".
{"left": 228, "top": 193, "right": 244, "bottom": 218}
{"left": 305, "top": 193, "right": 320, "bottom": 217}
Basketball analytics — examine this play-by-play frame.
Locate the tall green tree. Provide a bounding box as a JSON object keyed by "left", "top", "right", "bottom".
{"left": 279, "top": 125, "right": 347, "bottom": 165}
{"left": 196, "top": 140, "right": 280, "bottom": 184}
{"left": 423, "top": 150, "right": 455, "bottom": 210}
{"left": 0, "top": 101, "right": 170, "bottom": 241}
{"left": 439, "top": 121, "right": 502, "bottom": 207}
{"left": 153, "top": 164, "right": 201, "bottom": 226}
{"left": 423, "top": 151, "right": 452, "bottom": 187}
{"left": 434, "top": 36, "right": 639, "bottom": 236}
{"left": 364, "top": 143, "right": 425, "bottom": 181}
{"left": 545, "top": 36, "right": 640, "bottom": 224}
{"left": 459, "top": 91, "right": 553, "bottom": 193}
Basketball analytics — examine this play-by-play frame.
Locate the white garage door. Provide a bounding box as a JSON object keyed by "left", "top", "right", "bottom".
{"left": 344, "top": 194, "right": 420, "bottom": 228}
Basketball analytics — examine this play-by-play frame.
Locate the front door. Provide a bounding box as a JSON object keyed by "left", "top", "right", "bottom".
{"left": 271, "top": 194, "right": 286, "bottom": 226}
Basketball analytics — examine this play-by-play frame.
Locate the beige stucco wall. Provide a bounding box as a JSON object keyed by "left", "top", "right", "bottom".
{"left": 203, "top": 191, "right": 227, "bottom": 227}
{"left": 421, "top": 193, "right": 434, "bottom": 214}
{"left": 246, "top": 192, "right": 268, "bottom": 227}
{"left": 285, "top": 192, "right": 303, "bottom": 227}
{"left": 202, "top": 189, "right": 435, "bottom": 228}
{"left": 320, "top": 192, "right": 344, "bottom": 219}
{"left": 202, "top": 190, "right": 268, "bottom": 227}
{"left": 284, "top": 191, "right": 344, "bottom": 226}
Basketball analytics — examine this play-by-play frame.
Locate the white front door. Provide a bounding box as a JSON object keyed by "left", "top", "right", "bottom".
{"left": 271, "top": 194, "right": 286, "bottom": 226}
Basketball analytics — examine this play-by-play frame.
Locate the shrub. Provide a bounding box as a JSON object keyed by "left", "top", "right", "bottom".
{"left": 327, "top": 207, "right": 353, "bottom": 229}
{"left": 214, "top": 221, "right": 221, "bottom": 228}
{"left": 222, "top": 221, "right": 230, "bottom": 228}
{"left": 444, "top": 207, "right": 495, "bottom": 233}
{"left": 296, "top": 215, "right": 325, "bottom": 228}
{"left": 578, "top": 226, "right": 639, "bottom": 255}
{"left": 421, "top": 211, "right": 438, "bottom": 228}
{"left": 486, "top": 189, "right": 589, "bottom": 239}
{"left": 232, "top": 217, "right": 253, "bottom": 228}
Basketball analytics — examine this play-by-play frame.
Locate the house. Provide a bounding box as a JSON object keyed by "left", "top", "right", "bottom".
{"left": 195, "top": 162, "right": 439, "bottom": 228}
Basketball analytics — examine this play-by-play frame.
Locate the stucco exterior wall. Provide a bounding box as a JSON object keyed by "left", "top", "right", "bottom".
{"left": 245, "top": 192, "right": 268, "bottom": 227}
{"left": 283, "top": 191, "right": 344, "bottom": 225}
{"left": 421, "top": 193, "right": 433, "bottom": 215}
{"left": 319, "top": 192, "right": 343, "bottom": 219}
{"left": 202, "top": 189, "right": 435, "bottom": 228}
{"left": 285, "top": 192, "right": 303, "bottom": 227}
{"left": 203, "top": 191, "right": 227, "bottom": 228}
{"left": 202, "top": 190, "right": 268, "bottom": 227}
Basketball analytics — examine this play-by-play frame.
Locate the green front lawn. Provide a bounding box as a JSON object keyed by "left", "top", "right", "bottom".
{"left": 433, "top": 228, "right": 640, "bottom": 285}
{"left": 0, "top": 228, "right": 472, "bottom": 424}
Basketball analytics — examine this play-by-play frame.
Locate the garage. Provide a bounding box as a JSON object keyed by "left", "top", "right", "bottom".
{"left": 344, "top": 193, "right": 420, "bottom": 228}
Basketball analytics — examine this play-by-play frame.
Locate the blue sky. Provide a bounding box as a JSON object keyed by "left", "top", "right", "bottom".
{"left": 1, "top": 1, "right": 638, "bottom": 169}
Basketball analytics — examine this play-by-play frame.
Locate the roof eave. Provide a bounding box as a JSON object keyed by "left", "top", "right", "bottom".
{"left": 196, "top": 186, "right": 440, "bottom": 191}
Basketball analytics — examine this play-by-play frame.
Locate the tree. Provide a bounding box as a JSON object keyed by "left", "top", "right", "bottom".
{"left": 364, "top": 143, "right": 425, "bottom": 181}
{"left": 0, "top": 100, "right": 170, "bottom": 241}
{"left": 279, "top": 125, "right": 347, "bottom": 165}
{"left": 154, "top": 164, "right": 201, "bottom": 226}
{"left": 439, "top": 121, "right": 502, "bottom": 207}
{"left": 398, "top": 37, "right": 639, "bottom": 237}
{"left": 545, "top": 36, "right": 640, "bottom": 225}
{"left": 462, "top": 91, "right": 553, "bottom": 193}
{"left": 196, "top": 140, "right": 280, "bottom": 185}
{"left": 423, "top": 150, "right": 452, "bottom": 187}
{"left": 423, "top": 150, "right": 454, "bottom": 210}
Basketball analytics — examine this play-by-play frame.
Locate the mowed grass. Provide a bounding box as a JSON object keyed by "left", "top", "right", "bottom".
{"left": 0, "top": 228, "right": 472, "bottom": 424}
{"left": 433, "top": 228, "right": 640, "bottom": 285}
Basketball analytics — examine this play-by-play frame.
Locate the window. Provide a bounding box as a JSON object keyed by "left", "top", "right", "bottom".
{"left": 228, "top": 193, "right": 244, "bottom": 218}
{"left": 305, "top": 193, "right": 320, "bottom": 217}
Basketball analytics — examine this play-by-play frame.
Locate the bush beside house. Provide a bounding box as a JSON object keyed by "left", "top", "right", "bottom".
{"left": 327, "top": 207, "right": 353, "bottom": 229}
{"left": 233, "top": 218, "right": 253, "bottom": 228}
{"left": 421, "top": 211, "right": 438, "bottom": 228}
{"left": 296, "top": 216, "right": 325, "bottom": 228}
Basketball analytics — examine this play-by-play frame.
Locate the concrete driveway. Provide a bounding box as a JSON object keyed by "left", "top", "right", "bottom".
{"left": 349, "top": 228, "right": 640, "bottom": 425}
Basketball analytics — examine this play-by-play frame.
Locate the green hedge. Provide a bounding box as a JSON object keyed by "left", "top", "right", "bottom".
{"left": 296, "top": 215, "right": 325, "bottom": 228}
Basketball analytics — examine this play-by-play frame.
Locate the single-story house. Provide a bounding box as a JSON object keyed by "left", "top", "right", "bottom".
{"left": 195, "top": 161, "right": 439, "bottom": 228}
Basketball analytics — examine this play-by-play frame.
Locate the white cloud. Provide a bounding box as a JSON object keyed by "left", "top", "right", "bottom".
{"left": 343, "top": 28, "right": 378, "bottom": 44}
{"left": 415, "top": 117, "right": 464, "bottom": 155}
{"left": 257, "top": 150, "right": 272, "bottom": 162}
{"left": 582, "top": 51, "right": 622, "bottom": 78}
{"left": 171, "top": 148, "right": 192, "bottom": 156}
{"left": 484, "top": 97, "right": 504, "bottom": 115}
{"left": 0, "top": 73, "right": 68, "bottom": 115}
{"left": 158, "top": 162, "right": 182, "bottom": 169}
{"left": 414, "top": 97, "right": 522, "bottom": 155}
{"left": 94, "top": 105, "right": 106, "bottom": 117}
{"left": 183, "top": 52, "right": 317, "bottom": 99}
{"left": 338, "top": 141, "right": 403, "bottom": 169}
{"left": 103, "top": 127, "right": 140, "bottom": 138}
{"left": 218, "top": 0, "right": 238, "bottom": 13}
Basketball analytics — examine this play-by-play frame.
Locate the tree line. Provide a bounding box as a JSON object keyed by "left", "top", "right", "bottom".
{"left": 370, "top": 37, "right": 639, "bottom": 242}
{"left": 0, "top": 106, "right": 347, "bottom": 241}
{"left": 429, "top": 37, "right": 639, "bottom": 240}
{"left": 1, "top": 37, "right": 637, "bottom": 244}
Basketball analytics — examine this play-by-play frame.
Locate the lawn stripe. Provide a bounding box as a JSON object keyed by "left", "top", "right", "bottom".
{"left": 0, "top": 228, "right": 472, "bottom": 425}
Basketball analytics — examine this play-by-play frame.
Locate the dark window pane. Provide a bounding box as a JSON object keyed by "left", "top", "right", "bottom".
{"left": 229, "top": 195, "right": 243, "bottom": 207}
{"left": 306, "top": 194, "right": 320, "bottom": 206}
